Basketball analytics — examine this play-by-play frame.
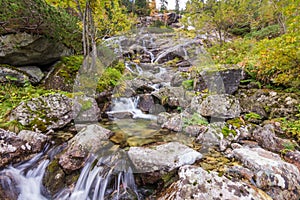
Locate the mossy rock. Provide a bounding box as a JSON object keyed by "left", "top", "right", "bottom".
{"left": 43, "top": 55, "right": 83, "bottom": 92}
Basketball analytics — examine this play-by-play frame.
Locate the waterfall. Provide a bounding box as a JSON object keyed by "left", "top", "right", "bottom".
{"left": 108, "top": 97, "right": 157, "bottom": 120}
{"left": 0, "top": 150, "right": 140, "bottom": 200}
{"left": 0, "top": 151, "right": 49, "bottom": 200}
{"left": 67, "top": 155, "right": 139, "bottom": 200}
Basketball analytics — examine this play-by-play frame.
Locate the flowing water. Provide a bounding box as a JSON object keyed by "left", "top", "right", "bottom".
{"left": 0, "top": 31, "right": 214, "bottom": 199}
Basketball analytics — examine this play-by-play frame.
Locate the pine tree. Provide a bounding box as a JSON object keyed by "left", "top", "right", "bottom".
{"left": 160, "top": 0, "right": 168, "bottom": 12}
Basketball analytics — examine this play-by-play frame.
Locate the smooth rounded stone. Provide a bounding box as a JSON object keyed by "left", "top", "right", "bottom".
{"left": 59, "top": 124, "right": 113, "bottom": 172}
{"left": 157, "top": 165, "right": 272, "bottom": 200}
{"left": 0, "top": 32, "right": 71, "bottom": 66}
{"left": 9, "top": 94, "right": 75, "bottom": 132}
{"left": 128, "top": 142, "right": 202, "bottom": 173}
{"left": 233, "top": 147, "right": 300, "bottom": 199}
{"left": 252, "top": 124, "right": 293, "bottom": 153}
{"left": 198, "top": 94, "right": 241, "bottom": 119}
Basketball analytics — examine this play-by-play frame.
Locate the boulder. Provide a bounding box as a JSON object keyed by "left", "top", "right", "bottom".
{"left": 252, "top": 124, "right": 293, "bottom": 153}
{"left": 128, "top": 142, "right": 202, "bottom": 173}
{"left": 17, "top": 66, "right": 44, "bottom": 84}
{"left": 0, "top": 65, "right": 30, "bottom": 85}
{"left": 195, "top": 67, "right": 245, "bottom": 94}
{"left": 0, "top": 33, "right": 71, "bottom": 66}
{"left": 73, "top": 96, "right": 101, "bottom": 124}
{"left": 137, "top": 94, "right": 155, "bottom": 112}
{"left": 59, "top": 124, "right": 113, "bottom": 173}
{"left": 158, "top": 165, "right": 272, "bottom": 200}
{"left": 9, "top": 94, "right": 75, "bottom": 132}
{"left": 0, "top": 128, "right": 47, "bottom": 168}
{"left": 162, "top": 114, "right": 183, "bottom": 132}
{"left": 198, "top": 94, "right": 241, "bottom": 119}
{"left": 233, "top": 147, "right": 300, "bottom": 200}
{"left": 152, "top": 86, "right": 193, "bottom": 108}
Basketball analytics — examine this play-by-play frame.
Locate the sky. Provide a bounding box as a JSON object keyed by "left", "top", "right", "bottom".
{"left": 157, "top": 0, "right": 188, "bottom": 10}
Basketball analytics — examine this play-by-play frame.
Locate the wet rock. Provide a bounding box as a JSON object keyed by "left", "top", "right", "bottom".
{"left": 158, "top": 165, "right": 272, "bottom": 200}
{"left": 0, "top": 32, "right": 71, "bottom": 66}
{"left": 59, "top": 124, "right": 113, "bottom": 173}
{"left": 233, "top": 147, "right": 300, "bottom": 199}
{"left": 0, "top": 128, "right": 46, "bottom": 168}
{"left": 18, "top": 130, "right": 48, "bottom": 152}
{"left": 128, "top": 142, "right": 202, "bottom": 173}
{"left": 9, "top": 94, "right": 75, "bottom": 132}
{"left": 138, "top": 94, "right": 155, "bottom": 112}
{"left": 108, "top": 111, "right": 133, "bottom": 119}
{"left": 252, "top": 124, "right": 292, "bottom": 153}
{"left": 198, "top": 94, "right": 241, "bottom": 119}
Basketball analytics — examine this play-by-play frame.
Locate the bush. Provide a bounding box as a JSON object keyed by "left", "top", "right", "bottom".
{"left": 249, "top": 31, "right": 300, "bottom": 88}
{"left": 245, "top": 25, "right": 281, "bottom": 40}
{"left": 0, "top": 0, "right": 81, "bottom": 52}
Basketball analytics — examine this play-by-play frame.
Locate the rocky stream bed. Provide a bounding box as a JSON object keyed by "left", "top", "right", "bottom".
{"left": 0, "top": 29, "right": 300, "bottom": 200}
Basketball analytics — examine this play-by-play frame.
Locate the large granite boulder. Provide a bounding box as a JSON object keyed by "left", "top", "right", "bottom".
{"left": 0, "top": 33, "right": 71, "bottom": 66}
{"left": 8, "top": 94, "right": 100, "bottom": 132}
{"left": 128, "top": 142, "right": 202, "bottom": 173}
{"left": 59, "top": 124, "right": 113, "bottom": 173}
{"left": 195, "top": 66, "right": 245, "bottom": 94}
{"left": 9, "top": 94, "right": 75, "bottom": 132}
{"left": 0, "top": 128, "right": 47, "bottom": 168}
{"left": 198, "top": 94, "right": 241, "bottom": 119}
{"left": 0, "top": 65, "right": 30, "bottom": 85}
{"left": 152, "top": 86, "right": 194, "bottom": 108}
{"left": 158, "top": 165, "right": 272, "bottom": 200}
{"left": 233, "top": 147, "right": 300, "bottom": 200}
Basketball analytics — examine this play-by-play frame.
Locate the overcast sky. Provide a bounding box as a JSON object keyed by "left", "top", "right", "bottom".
{"left": 157, "top": 0, "right": 188, "bottom": 10}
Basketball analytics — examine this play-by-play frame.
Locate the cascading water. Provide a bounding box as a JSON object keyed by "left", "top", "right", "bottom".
{"left": 0, "top": 148, "right": 140, "bottom": 200}
{"left": 58, "top": 152, "right": 139, "bottom": 200}
{"left": 0, "top": 151, "right": 49, "bottom": 200}
{"left": 108, "top": 97, "right": 157, "bottom": 120}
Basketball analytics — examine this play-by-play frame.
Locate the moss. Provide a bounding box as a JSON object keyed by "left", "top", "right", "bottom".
{"left": 227, "top": 118, "right": 244, "bottom": 129}
{"left": 182, "top": 79, "right": 194, "bottom": 90}
{"left": 244, "top": 112, "right": 262, "bottom": 121}
{"left": 47, "top": 159, "right": 60, "bottom": 173}
{"left": 96, "top": 61, "right": 125, "bottom": 93}
{"left": 221, "top": 126, "right": 237, "bottom": 138}
{"left": 183, "top": 113, "right": 208, "bottom": 128}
